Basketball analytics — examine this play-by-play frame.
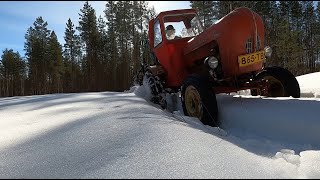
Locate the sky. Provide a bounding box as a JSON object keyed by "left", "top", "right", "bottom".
{"left": 0, "top": 71, "right": 320, "bottom": 178}
{"left": 0, "top": 1, "right": 191, "bottom": 57}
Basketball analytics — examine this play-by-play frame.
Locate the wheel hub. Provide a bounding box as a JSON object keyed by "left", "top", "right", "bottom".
{"left": 185, "top": 85, "right": 203, "bottom": 120}
{"left": 262, "top": 76, "right": 285, "bottom": 97}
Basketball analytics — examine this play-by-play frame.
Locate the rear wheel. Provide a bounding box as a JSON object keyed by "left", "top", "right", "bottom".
{"left": 181, "top": 74, "right": 219, "bottom": 127}
{"left": 251, "top": 66, "right": 300, "bottom": 98}
{"left": 143, "top": 70, "right": 167, "bottom": 109}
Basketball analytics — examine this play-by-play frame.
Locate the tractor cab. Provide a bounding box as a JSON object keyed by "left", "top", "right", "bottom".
{"left": 148, "top": 9, "right": 204, "bottom": 87}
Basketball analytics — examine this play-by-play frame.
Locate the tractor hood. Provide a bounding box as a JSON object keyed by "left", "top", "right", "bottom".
{"left": 183, "top": 7, "right": 265, "bottom": 73}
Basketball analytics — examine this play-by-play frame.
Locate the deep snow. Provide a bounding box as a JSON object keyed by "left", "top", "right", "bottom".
{"left": 0, "top": 72, "right": 319, "bottom": 178}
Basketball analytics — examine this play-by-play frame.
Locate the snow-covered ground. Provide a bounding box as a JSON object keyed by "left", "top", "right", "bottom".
{"left": 296, "top": 72, "right": 320, "bottom": 98}
{"left": 0, "top": 72, "right": 319, "bottom": 178}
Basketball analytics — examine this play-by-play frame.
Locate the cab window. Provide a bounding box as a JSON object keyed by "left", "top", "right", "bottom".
{"left": 154, "top": 20, "right": 162, "bottom": 47}
{"left": 163, "top": 13, "right": 204, "bottom": 40}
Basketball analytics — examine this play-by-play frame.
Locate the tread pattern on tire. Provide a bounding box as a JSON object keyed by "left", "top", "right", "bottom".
{"left": 144, "top": 71, "right": 166, "bottom": 108}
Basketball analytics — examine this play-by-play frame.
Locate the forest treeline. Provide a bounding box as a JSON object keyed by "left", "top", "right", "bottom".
{"left": 1, "top": 1, "right": 319, "bottom": 97}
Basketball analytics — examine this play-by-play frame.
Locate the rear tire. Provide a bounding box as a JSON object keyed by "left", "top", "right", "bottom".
{"left": 181, "top": 74, "right": 219, "bottom": 127}
{"left": 143, "top": 71, "right": 166, "bottom": 108}
{"left": 251, "top": 66, "right": 300, "bottom": 98}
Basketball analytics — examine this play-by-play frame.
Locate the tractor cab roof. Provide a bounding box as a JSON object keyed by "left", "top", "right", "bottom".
{"left": 154, "top": 8, "right": 198, "bottom": 20}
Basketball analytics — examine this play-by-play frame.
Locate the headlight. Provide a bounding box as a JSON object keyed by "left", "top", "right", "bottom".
{"left": 264, "top": 46, "right": 272, "bottom": 57}
{"left": 205, "top": 56, "right": 219, "bottom": 69}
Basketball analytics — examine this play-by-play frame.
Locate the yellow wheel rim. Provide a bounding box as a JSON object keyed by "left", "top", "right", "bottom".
{"left": 185, "top": 85, "right": 203, "bottom": 120}
{"left": 263, "top": 76, "right": 285, "bottom": 97}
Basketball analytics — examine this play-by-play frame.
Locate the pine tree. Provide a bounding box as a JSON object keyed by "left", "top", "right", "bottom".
{"left": 77, "top": 1, "right": 100, "bottom": 91}
{"left": 214, "top": 1, "right": 234, "bottom": 19}
{"left": 130, "top": 1, "right": 149, "bottom": 87}
{"left": 146, "top": 4, "right": 156, "bottom": 20}
{"left": 190, "top": 1, "right": 216, "bottom": 28}
{"left": 104, "top": 1, "right": 119, "bottom": 91}
{"left": 97, "top": 15, "right": 109, "bottom": 90}
{"left": 113, "top": 1, "right": 132, "bottom": 90}
{"left": 0, "top": 49, "right": 26, "bottom": 97}
{"left": 24, "top": 16, "right": 51, "bottom": 95}
{"left": 302, "top": 1, "right": 317, "bottom": 73}
{"left": 63, "top": 18, "right": 82, "bottom": 92}
{"left": 48, "top": 31, "right": 64, "bottom": 93}
{"left": 315, "top": 1, "right": 320, "bottom": 72}
{"left": 0, "top": 59, "right": 3, "bottom": 96}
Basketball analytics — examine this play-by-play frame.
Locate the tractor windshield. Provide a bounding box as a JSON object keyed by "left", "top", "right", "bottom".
{"left": 163, "top": 13, "right": 204, "bottom": 40}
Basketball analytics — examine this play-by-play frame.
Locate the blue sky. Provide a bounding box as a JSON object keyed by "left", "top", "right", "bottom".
{"left": 0, "top": 1, "right": 190, "bottom": 58}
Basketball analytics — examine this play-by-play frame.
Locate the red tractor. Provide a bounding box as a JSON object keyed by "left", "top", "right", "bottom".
{"left": 136, "top": 7, "right": 300, "bottom": 127}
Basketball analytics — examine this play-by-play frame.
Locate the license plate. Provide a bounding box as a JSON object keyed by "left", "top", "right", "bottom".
{"left": 238, "top": 50, "right": 265, "bottom": 67}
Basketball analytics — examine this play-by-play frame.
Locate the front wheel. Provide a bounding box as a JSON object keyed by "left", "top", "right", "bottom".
{"left": 181, "top": 74, "right": 219, "bottom": 127}
{"left": 251, "top": 66, "right": 300, "bottom": 98}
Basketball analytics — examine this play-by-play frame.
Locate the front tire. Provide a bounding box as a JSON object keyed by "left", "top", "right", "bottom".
{"left": 181, "top": 74, "right": 219, "bottom": 127}
{"left": 251, "top": 66, "right": 300, "bottom": 98}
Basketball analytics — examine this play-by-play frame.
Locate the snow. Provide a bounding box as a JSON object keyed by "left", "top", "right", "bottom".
{"left": 0, "top": 72, "right": 320, "bottom": 178}
{"left": 296, "top": 72, "right": 320, "bottom": 98}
